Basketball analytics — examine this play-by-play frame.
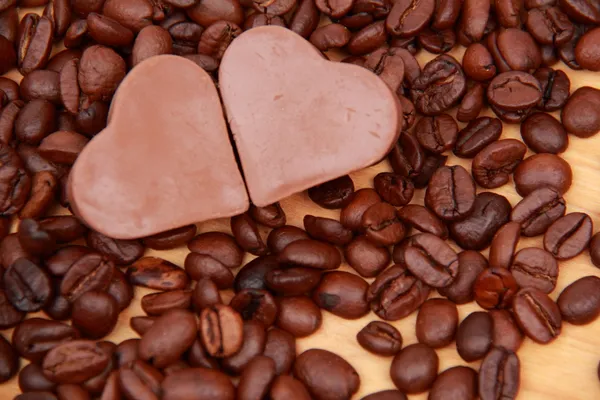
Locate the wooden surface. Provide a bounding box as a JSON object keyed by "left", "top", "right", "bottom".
{"left": 3, "top": 9, "right": 600, "bottom": 399}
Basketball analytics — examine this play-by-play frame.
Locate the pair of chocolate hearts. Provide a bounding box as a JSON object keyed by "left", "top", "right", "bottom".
{"left": 69, "top": 26, "right": 401, "bottom": 239}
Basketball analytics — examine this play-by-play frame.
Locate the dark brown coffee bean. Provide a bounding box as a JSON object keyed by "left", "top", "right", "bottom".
{"left": 411, "top": 154, "right": 449, "bottom": 190}
{"left": 474, "top": 267, "right": 519, "bottom": 309}
{"left": 361, "top": 202, "right": 406, "bottom": 246}
{"left": 55, "top": 384, "right": 90, "bottom": 400}
{"left": 113, "top": 338, "right": 139, "bottom": 368}
{"left": 0, "top": 100, "right": 23, "bottom": 144}
{"left": 0, "top": 78, "right": 18, "bottom": 103}
{"left": 347, "top": 21, "right": 387, "bottom": 56}
{"left": 0, "top": 233, "right": 35, "bottom": 269}
{"left": 457, "top": 83, "right": 484, "bottom": 122}
{"left": 303, "top": 215, "right": 353, "bottom": 247}
{"left": 526, "top": 6, "right": 573, "bottom": 46}
{"left": 456, "top": 311, "right": 492, "bottom": 362}
{"left": 388, "top": 132, "right": 425, "bottom": 178}
{"left": 478, "top": 346, "right": 520, "bottom": 400}
{"left": 230, "top": 213, "right": 268, "bottom": 256}
{"left": 247, "top": 203, "right": 285, "bottom": 229}
{"left": 488, "top": 71, "right": 543, "bottom": 112}
{"left": 315, "top": 0, "right": 353, "bottom": 18}
{"left": 78, "top": 45, "right": 126, "bottom": 101}
{"left": 490, "top": 309, "right": 523, "bottom": 352}
{"left": 417, "top": 28, "right": 455, "bottom": 53}
{"left": 0, "top": 144, "right": 31, "bottom": 216}
{"left": 106, "top": 267, "right": 132, "bottom": 311}
{"left": 102, "top": 0, "right": 153, "bottom": 31}
{"left": 410, "top": 55, "right": 466, "bottom": 115}
{"left": 18, "top": 218, "right": 57, "bottom": 257}
{"left": 233, "top": 256, "right": 277, "bottom": 293}
{"left": 263, "top": 327, "right": 295, "bottom": 375}
{"left": 71, "top": 291, "right": 118, "bottom": 339}
{"left": 43, "top": 281, "right": 72, "bottom": 321}
{"left": 267, "top": 226, "right": 309, "bottom": 255}
{"left": 313, "top": 271, "right": 369, "bottom": 319}
{"left": 15, "top": 99, "right": 57, "bottom": 146}
{"left": 199, "top": 304, "right": 243, "bottom": 358}
{"left": 496, "top": 0, "right": 523, "bottom": 27}
{"left": 19, "top": 363, "right": 56, "bottom": 393}
{"left": 511, "top": 187, "right": 566, "bottom": 236}
{"left": 45, "top": 247, "right": 91, "bottom": 277}
{"left": 513, "top": 287, "right": 561, "bottom": 343}
{"left": 510, "top": 247, "right": 558, "bottom": 293}
{"left": 162, "top": 367, "right": 235, "bottom": 400}
{"left": 12, "top": 318, "right": 78, "bottom": 363}
{"left": 454, "top": 117, "right": 503, "bottom": 158}
{"left": 126, "top": 257, "right": 189, "bottom": 291}
{"left": 17, "top": 14, "right": 53, "bottom": 75}
{"left": 0, "top": 334, "right": 17, "bottom": 384}
{"left": 276, "top": 295, "right": 321, "bottom": 337}
{"left": 19, "top": 171, "right": 57, "bottom": 220}
{"left": 37, "top": 216, "right": 82, "bottom": 245}
{"left": 373, "top": 173, "right": 414, "bottom": 207}
{"left": 557, "top": 276, "right": 600, "bottom": 325}
{"left": 43, "top": 0, "right": 71, "bottom": 39}
{"left": 42, "top": 340, "right": 109, "bottom": 384}
{"left": 456, "top": 0, "right": 490, "bottom": 45}
{"left": 492, "top": 28, "right": 542, "bottom": 72}
{"left": 131, "top": 25, "right": 173, "bottom": 66}
{"left": 429, "top": 366, "right": 477, "bottom": 400}
{"left": 414, "top": 114, "right": 458, "bottom": 154}
{"left": 540, "top": 44, "right": 559, "bottom": 66}
{"left": 188, "top": 231, "right": 242, "bottom": 268}
{"left": 270, "top": 375, "right": 312, "bottom": 400}
{"left": 544, "top": 212, "right": 593, "bottom": 260}
{"left": 0, "top": 35, "right": 15, "bottom": 75}
{"left": 289, "top": 0, "right": 320, "bottom": 38}
{"left": 0, "top": 6, "right": 17, "bottom": 44}
{"left": 390, "top": 343, "right": 438, "bottom": 394}
{"left": 515, "top": 154, "right": 572, "bottom": 196}
{"left": 309, "top": 23, "right": 351, "bottom": 51}
{"left": 403, "top": 233, "right": 458, "bottom": 288}
{"left": 488, "top": 221, "right": 521, "bottom": 269}
{"left": 197, "top": 20, "right": 241, "bottom": 60}
{"left": 60, "top": 253, "right": 114, "bottom": 302}
{"left": 141, "top": 225, "right": 196, "bottom": 251}
{"left": 415, "top": 298, "right": 458, "bottom": 348}
{"left": 86, "top": 231, "right": 144, "bottom": 265}
{"left": 186, "top": 337, "right": 219, "bottom": 370}
{"left": 368, "top": 265, "right": 430, "bottom": 320}
{"left": 118, "top": 360, "right": 163, "bottom": 400}
{"left": 142, "top": 289, "right": 192, "bottom": 316}
{"left": 230, "top": 288, "right": 277, "bottom": 327}
{"left": 561, "top": 86, "right": 600, "bottom": 137}
{"left": 87, "top": 12, "right": 134, "bottom": 47}
{"left": 463, "top": 43, "right": 496, "bottom": 81}
{"left": 0, "top": 289, "right": 24, "bottom": 329}
{"left": 308, "top": 175, "right": 355, "bottom": 210}
{"left": 244, "top": 12, "right": 286, "bottom": 29}
{"left": 357, "top": 321, "right": 402, "bottom": 357}
{"left": 237, "top": 357, "right": 276, "bottom": 400}
{"left": 472, "top": 139, "right": 527, "bottom": 189}
{"left": 4, "top": 258, "right": 52, "bottom": 312}
{"left": 363, "top": 46, "right": 406, "bottom": 93}
{"left": 184, "top": 253, "right": 233, "bottom": 289}
{"left": 575, "top": 27, "right": 600, "bottom": 71}
{"left": 396, "top": 205, "right": 447, "bottom": 239}
{"left": 20, "top": 70, "right": 60, "bottom": 104}
{"left": 521, "top": 112, "right": 568, "bottom": 154}
{"left": 278, "top": 239, "right": 341, "bottom": 270}
{"left": 37, "top": 131, "right": 89, "bottom": 165}
{"left": 339, "top": 188, "right": 381, "bottom": 232}
{"left": 425, "top": 165, "right": 475, "bottom": 221}
{"left": 295, "top": 348, "right": 360, "bottom": 400}
{"left": 449, "top": 192, "right": 511, "bottom": 250}
{"left": 344, "top": 236, "right": 390, "bottom": 278}
{"left": 221, "top": 319, "right": 267, "bottom": 375}
{"left": 266, "top": 267, "right": 322, "bottom": 296}
{"left": 439, "top": 250, "right": 487, "bottom": 304}
{"left": 386, "top": 0, "right": 434, "bottom": 37}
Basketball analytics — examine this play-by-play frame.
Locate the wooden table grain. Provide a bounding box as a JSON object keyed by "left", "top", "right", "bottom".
{"left": 2, "top": 8, "right": 600, "bottom": 399}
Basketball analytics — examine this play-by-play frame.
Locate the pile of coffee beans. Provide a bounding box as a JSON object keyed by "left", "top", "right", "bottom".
{"left": 1, "top": 0, "right": 600, "bottom": 399}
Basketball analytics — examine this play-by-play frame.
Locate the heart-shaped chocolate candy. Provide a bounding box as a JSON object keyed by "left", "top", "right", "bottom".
{"left": 219, "top": 26, "right": 401, "bottom": 207}
{"left": 69, "top": 55, "right": 249, "bottom": 239}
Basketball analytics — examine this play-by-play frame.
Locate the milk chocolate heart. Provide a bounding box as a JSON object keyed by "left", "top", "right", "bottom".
{"left": 219, "top": 26, "right": 401, "bottom": 207}
{"left": 69, "top": 55, "right": 249, "bottom": 239}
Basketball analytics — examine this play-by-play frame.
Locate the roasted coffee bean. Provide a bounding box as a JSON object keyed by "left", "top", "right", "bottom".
{"left": 142, "top": 289, "right": 192, "bottom": 316}
{"left": 414, "top": 114, "right": 458, "bottom": 154}
{"left": 197, "top": 20, "right": 242, "bottom": 60}
{"left": 45, "top": 246, "right": 92, "bottom": 276}
{"left": 86, "top": 231, "right": 144, "bottom": 265}
{"left": 308, "top": 175, "right": 355, "bottom": 209}
{"left": 0, "top": 100, "right": 23, "bottom": 144}
{"left": 544, "top": 212, "right": 592, "bottom": 260}
{"left": 431, "top": 0, "right": 461, "bottom": 29}
{"left": 161, "top": 367, "right": 235, "bottom": 400}
{"left": 199, "top": 304, "right": 243, "bottom": 358}
{"left": 439, "top": 250, "right": 488, "bottom": 304}
{"left": 87, "top": 12, "right": 134, "bottom": 48}
{"left": 388, "top": 132, "right": 425, "bottom": 178}
{"left": 511, "top": 187, "right": 566, "bottom": 236}
{"left": 313, "top": 271, "right": 369, "bottom": 319}
{"left": 71, "top": 291, "right": 118, "bottom": 339}
{"left": 17, "top": 14, "right": 53, "bottom": 75}
{"left": 560, "top": 0, "right": 600, "bottom": 23}
{"left": 19, "top": 363, "right": 56, "bottom": 393}
{"left": 221, "top": 320, "right": 267, "bottom": 375}
{"left": 106, "top": 267, "right": 133, "bottom": 311}
{"left": 188, "top": 232, "right": 243, "bottom": 268}
{"left": 270, "top": 375, "right": 314, "bottom": 400}
{"left": 234, "top": 255, "right": 279, "bottom": 292}
{"left": 561, "top": 86, "right": 600, "bottom": 137}
{"left": 43, "top": 280, "right": 72, "bottom": 321}
{"left": 540, "top": 44, "right": 559, "bottom": 66}
{"left": 557, "top": 276, "right": 600, "bottom": 325}
{"left": 425, "top": 165, "right": 475, "bottom": 221}
{"left": 63, "top": 19, "right": 88, "bottom": 49}
{"left": 184, "top": 253, "right": 233, "bottom": 289}
{"left": 361, "top": 202, "right": 406, "bottom": 246}
{"left": 37, "top": 216, "right": 82, "bottom": 243}
{"left": 19, "top": 171, "right": 57, "bottom": 220}
{"left": 113, "top": 338, "right": 140, "bottom": 368}
{"left": 186, "top": 337, "right": 219, "bottom": 370}
{"left": 142, "top": 225, "right": 196, "bottom": 251}
{"left": 12, "top": 318, "right": 78, "bottom": 363}
{"left": 276, "top": 295, "right": 321, "bottom": 337}
{"left": 0, "top": 6, "right": 17, "bottom": 44}
{"left": 230, "top": 213, "right": 268, "bottom": 256}
{"left": 488, "top": 222, "right": 521, "bottom": 269}
{"left": 42, "top": 340, "right": 109, "bottom": 384}
{"left": 386, "top": 0, "right": 434, "bottom": 37}
{"left": 417, "top": 28, "right": 456, "bottom": 53}
{"left": 43, "top": 0, "right": 71, "bottom": 39}
{"left": 102, "top": 0, "right": 153, "bottom": 32}
{"left": 37, "top": 131, "right": 89, "bottom": 165}
{"left": 415, "top": 298, "right": 458, "bottom": 348}
{"left": 344, "top": 236, "right": 390, "bottom": 278}
{"left": 0, "top": 289, "right": 23, "bottom": 329}
{"left": 575, "top": 27, "right": 600, "bottom": 71}
{"left": 289, "top": 0, "right": 319, "bottom": 38}
{"left": 478, "top": 347, "right": 520, "bottom": 400}
{"left": 309, "top": 23, "right": 351, "bottom": 51}
{"left": 0, "top": 35, "right": 16, "bottom": 75}
{"left": 521, "top": 112, "right": 568, "bottom": 154}
{"left": 472, "top": 139, "right": 527, "bottom": 189}
{"left": 510, "top": 247, "right": 558, "bottom": 293}
{"left": 263, "top": 327, "right": 296, "bottom": 375}
{"left": 194, "top": 282, "right": 222, "bottom": 312}
{"left": 130, "top": 316, "right": 155, "bottom": 335}
{"left": 591, "top": 232, "right": 600, "bottom": 268}
{"left": 4, "top": 258, "right": 52, "bottom": 312}
{"left": 118, "top": 360, "right": 163, "bottom": 400}
{"left": 368, "top": 265, "right": 430, "bottom": 320}
{"left": 412, "top": 153, "right": 448, "bottom": 189}
{"left": 244, "top": 12, "right": 287, "bottom": 29}
{"left": 230, "top": 288, "right": 277, "bottom": 327}
{"left": 489, "top": 28, "right": 542, "bottom": 72}
{"left": 396, "top": 205, "right": 447, "bottom": 238}
{"left": 126, "top": 257, "right": 189, "bottom": 291}
{"left": 0, "top": 144, "right": 31, "bottom": 216}
{"left": 186, "top": 0, "right": 244, "bottom": 26}
{"left": 449, "top": 192, "right": 511, "bottom": 250}
{"left": 237, "top": 355, "right": 276, "bottom": 400}
{"left": 304, "top": 215, "right": 353, "bottom": 246}
{"left": 390, "top": 343, "right": 438, "bottom": 394}
{"left": 373, "top": 173, "right": 414, "bottom": 207}
{"left": 526, "top": 6, "right": 573, "bottom": 46}
{"left": 15, "top": 99, "right": 57, "bottom": 146}
{"left": 55, "top": 384, "right": 90, "bottom": 400}
{"left": 295, "top": 349, "right": 360, "bottom": 400}
{"left": 429, "top": 366, "right": 478, "bottom": 400}
{"left": 0, "top": 233, "right": 35, "bottom": 269}
{"left": 474, "top": 267, "right": 519, "bottom": 309}
{"left": 265, "top": 267, "right": 322, "bottom": 296}
{"left": 58, "top": 58, "right": 81, "bottom": 113}
{"left": 347, "top": 21, "right": 388, "bottom": 56}
{"left": 490, "top": 309, "right": 524, "bottom": 352}
{"left": 267, "top": 226, "right": 310, "bottom": 255}
{"left": 403, "top": 233, "right": 458, "bottom": 287}
{"left": 487, "top": 71, "right": 542, "bottom": 112}
{"left": 0, "top": 334, "right": 17, "bottom": 383}
{"left": 78, "top": 45, "right": 126, "bottom": 101}
{"left": 454, "top": 117, "right": 503, "bottom": 158}
{"left": 20, "top": 70, "right": 60, "bottom": 104}
{"left": 456, "top": 0, "right": 490, "bottom": 45}
{"left": 457, "top": 84, "right": 483, "bottom": 122}
{"left": 249, "top": 203, "right": 286, "bottom": 228}
{"left": 0, "top": 78, "right": 18, "bottom": 102}
{"left": 131, "top": 25, "right": 173, "bottom": 67}
{"left": 456, "top": 311, "right": 492, "bottom": 362}
{"left": 315, "top": 0, "right": 353, "bottom": 18}
{"left": 514, "top": 153, "right": 572, "bottom": 196}
{"left": 463, "top": 43, "right": 496, "bottom": 81}
{"left": 535, "top": 68, "right": 571, "bottom": 112}
{"left": 278, "top": 239, "right": 341, "bottom": 270}
{"left": 410, "top": 55, "right": 466, "bottom": 115}
{"left": 363, "top": 46, "right": 406, "bottom": 93}
{"left": 496, "top": 0, "right": 523, "bottom": 27}
{"left": 356, "top": 321, "right": 402, "bottom": 356}
{"left": 18, "top": 218, "right": 57, "bottom": 257}
{"left": 60, "top": 253, "right": 114, "bottom": 302}
{"left": 513, "top": 287, "right": 561, "bottom": 343}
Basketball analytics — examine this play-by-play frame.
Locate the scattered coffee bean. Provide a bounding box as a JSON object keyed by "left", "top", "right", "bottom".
{"left": 276, "top": 295, "right": 322, "bottom": 337}
{"left": 474, "top": 267, "right": 519, "bottom": 309}
{"left": 429, "top": 366, "right": 478, "bottom": 400}
{"left": 510, "top": 247, "right": 558, "bottom": 293}
{"left": 390, "top": 343, "right": 438, "bottom": 394}
{"left": 356, "top": 321, "right": 403, "bottom": 356}
{"left": 513, "top": 287, "right": 562, "bottom": 344}
{"left": 557, "top": 276, "right": 600, "bottom": 325}
{"left": 511, "top": 187, "right": 566, "bottom": 236}
{"left": 416, "top": 298, "right": 458, "bottom": 348}
{"left": 478, "top": 347, "right": 520, "bottom": 400}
